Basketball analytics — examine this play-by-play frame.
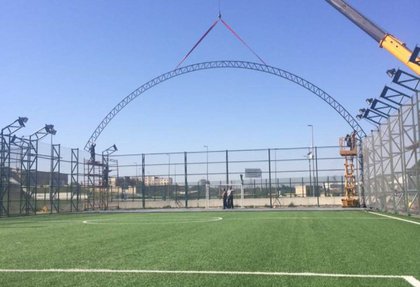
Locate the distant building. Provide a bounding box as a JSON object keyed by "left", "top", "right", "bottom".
{"left": 143, "top": 176, "right": 173, "bottom": 186}
{"left": 109, "top": 176, "right": 173, "bottom": 187}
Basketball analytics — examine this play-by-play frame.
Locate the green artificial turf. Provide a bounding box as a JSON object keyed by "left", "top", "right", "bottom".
{"left": 0, "top": 210, "right": 419, "bottom": 286}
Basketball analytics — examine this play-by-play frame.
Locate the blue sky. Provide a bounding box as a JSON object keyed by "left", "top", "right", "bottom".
{"left": 1, "top": 0, "right": 419, "bottom": 154}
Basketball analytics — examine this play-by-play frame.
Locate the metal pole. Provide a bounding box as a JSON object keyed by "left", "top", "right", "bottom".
{"left": 166, "top": 154, "right": 170, "bottom": 201}
{"left": 268, "top": 148, "right": 272, "bottom": 208}
{"left": 141, "top": 154, "right": 145, "bottom": 209}
{"left": 274, "top": 149, "right": 277, "bottom": 185}
{"left": 225, "top": 150, "right": 229, "bottom": 185}
{"left": 308, "top": 124, "right": 315, "bottom": 197}
{"left": 184, "top": 151, "right": 188, "bottom": 208}
{"left": 308, "top": 155, "right": 312, "bottom": 198}
{"left": 204, "top": 145, "right": 208, "bottom": 183}
{"left": 315, "top": 147, "right": 320, "bottom": 207}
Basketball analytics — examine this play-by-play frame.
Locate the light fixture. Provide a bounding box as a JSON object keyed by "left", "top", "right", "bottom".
{"left": 45, "top": 124, "right": 57, "bottom": 135}
{"left": 1, "top": 116, "right": 29, "bottom": 136}
{"left": 386, "top": 68, "right": 396, "bottom": 78}
{"left": 17, "top": 117, "right": 28, "bottom": 127}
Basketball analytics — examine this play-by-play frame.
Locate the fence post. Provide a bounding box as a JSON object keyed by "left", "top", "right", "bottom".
{"left": 184, "top": 151, "right": 188, "bottom": 208}
{"left": 268, "top": 148, "right": 272, "bottom": 208}
{"left": 141, "top": 153, "right": 145, "bottom": 209}
{"left": 315, "top": 147, "right": 319, "bottom": 207}
{"left": 225, "top": 150, "right": 229, "bottom": 185}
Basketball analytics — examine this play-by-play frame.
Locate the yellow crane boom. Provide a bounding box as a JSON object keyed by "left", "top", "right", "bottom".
{"left": 326, "top": 0, "right": 420, "bottom": 75}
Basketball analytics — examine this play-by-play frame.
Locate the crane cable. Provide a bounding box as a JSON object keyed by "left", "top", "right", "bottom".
{"left": 175, "top": 11, "right": 266, "bottom": 68}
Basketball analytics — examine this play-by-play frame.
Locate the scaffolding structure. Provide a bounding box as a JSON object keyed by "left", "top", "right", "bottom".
{"left": 70, "top": 148, "right": 81, "bottom": 212}
{"left": 49, "top": 144, "right": 61, "bottom": 213}
{"left": 20, "top": 138, "right": 38, "bottom": 215}
{"left": 85, "top": 159, "right": 103, "bottom": 210}
{"left": 339, "top": 135, "right": 359, "bottom": 207}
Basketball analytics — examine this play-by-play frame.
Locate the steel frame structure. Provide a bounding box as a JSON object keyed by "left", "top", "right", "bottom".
{"left": 0, "top": 135, "right": 13, "bottom": 216}
{"left": 20, "top": 126, "right": 56, "bottom": 215}
{"left": 100, "top": 145, "right": 117, "bottom": 210}
{"left": 363, "top": 72, "right": 420, "bottom": 215}
{"left": 0, "top": 135, "right": 14, "bottom": 216}
{"left": 20, "top": 138, "right": 37, "bottom": 215}
{"left": 50, "top": 144, "right": 60, "bottom": 213}
{"left": 0, "top": 118, "right": 27, "bottom": 216}
{"left": 85, "top": 60, "right": 366, "bottom": 150}
{"left": 85, "top": 160, "right": 102, "bottom": 210}
{"left": 70, "top": 148, "right": 81, "bottom": 212}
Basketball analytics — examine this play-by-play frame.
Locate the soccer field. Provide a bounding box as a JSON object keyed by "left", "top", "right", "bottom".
{"left": 0, "top": 210, "right": 419, "bottom": 287}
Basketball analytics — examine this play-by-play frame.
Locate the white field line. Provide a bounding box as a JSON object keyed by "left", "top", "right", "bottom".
{"left": 368, "top": 212, "right": 420, "bottom": 226}
{"left": 404, "top": 276, "right": 420, "bottom": 287}
{"left": 0, "top": 269, "right": 418, "bottom": 286}
{"left": 81, "top": 217, "right": 223, "bottom": 225}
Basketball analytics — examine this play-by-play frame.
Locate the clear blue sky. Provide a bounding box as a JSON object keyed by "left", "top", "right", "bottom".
{"left": 1, "top": 0, "right": 419, "bottom": 154}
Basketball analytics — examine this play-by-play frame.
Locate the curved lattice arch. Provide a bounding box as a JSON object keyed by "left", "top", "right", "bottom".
{"left": 85, "top": 60, "right": 366, "bottom": 150}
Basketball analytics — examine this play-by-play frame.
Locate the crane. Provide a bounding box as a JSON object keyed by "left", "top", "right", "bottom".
{"left": 326, "top": 0, "right": 420, "bottom": 75}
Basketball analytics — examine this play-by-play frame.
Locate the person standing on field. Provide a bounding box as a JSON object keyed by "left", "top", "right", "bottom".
{"left": 222, "top": 189, "right": 227, "bottom": 209}
{"left": 227, "top": 186, "right": 234, "bottom": 209}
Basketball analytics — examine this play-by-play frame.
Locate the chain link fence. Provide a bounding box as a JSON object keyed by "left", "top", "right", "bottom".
{"left": 1, "top": 139, "right": 351, "bottom": 216}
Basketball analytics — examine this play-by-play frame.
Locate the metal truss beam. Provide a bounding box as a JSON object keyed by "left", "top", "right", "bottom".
{"left": 85, "top": 60, "right": 366, "bottom": 151}
{"left": 379, "top": 86, "right": 411, "bottom": 106}
{"left": 393, "top": 70, "right": 420, "bottom": 92}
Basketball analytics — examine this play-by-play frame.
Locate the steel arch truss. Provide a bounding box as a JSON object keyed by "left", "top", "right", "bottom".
{"left": 85, "top": 60, "right": 366, "bottom": 150}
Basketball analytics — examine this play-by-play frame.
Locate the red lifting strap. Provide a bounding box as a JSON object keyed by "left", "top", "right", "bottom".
{"left": 175, "top": 15, "right": 267, "bottom": 68}
{"left": 220, "top": 18, "right": 266, "bottom": 65}
{"left": 176, "top": 19, "right": 220, "bottom": 69}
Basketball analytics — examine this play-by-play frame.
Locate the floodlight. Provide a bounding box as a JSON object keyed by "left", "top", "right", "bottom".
{"left": 17, "top": 117, "right": 28, "bottom": 127}
{"left": 366, "top": 98, "right": 374, "bottom": 105}
{"left": 45, "top": 124, "right": 57, "bottom": 135}
{"left": 386, "top": 68, "right": 396, "bottom": 78}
